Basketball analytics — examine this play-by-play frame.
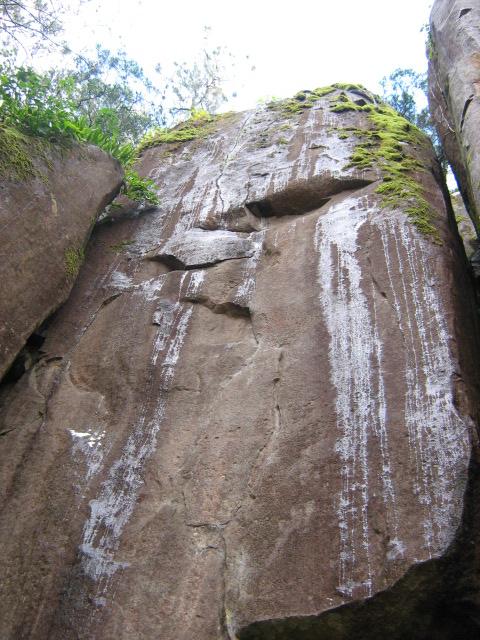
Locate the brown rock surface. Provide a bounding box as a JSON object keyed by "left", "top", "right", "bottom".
{"left": 0, "top": 139, "right": 124, "bottom": 381}
{"left": 0, "top": 89, "right": 479, "bottom": 639}
{"left": 428, "top": 0, "right": 480, "bottom": 233}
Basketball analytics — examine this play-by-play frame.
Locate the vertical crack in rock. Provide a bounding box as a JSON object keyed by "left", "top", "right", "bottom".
{"left": 216, "top": 111, "right": 257, "bottom": 217}
{"left": 247, "top": 357, "right": 283, "bottom": 492}
{"left": 78, "top": 269, "right": 206, "bottom": 602}
{"left": 460, "top": 95, "right": 474, "bottom": 132}
{"left": 234, "top": 230, "right": 266, "bottom": 308}
{"left": 379, "top": 221, "right": 471, "bottom": 555}
{"left": 294, "top": 107, "right": 319, "bottom": 182}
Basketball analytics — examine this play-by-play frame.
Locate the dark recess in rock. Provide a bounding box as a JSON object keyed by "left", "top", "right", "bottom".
{"left": 1, "top": 332, "right": 46, "bottom": 385}
{"left": 246, "top": 178, "right": 373, "bottom": 218}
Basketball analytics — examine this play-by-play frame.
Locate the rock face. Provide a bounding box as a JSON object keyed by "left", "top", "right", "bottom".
{"left": 0, "top": 139, "right": 124, "bottom": 381}
{"left": 428, "top": 0, "right": 480, "bottom": 234}
{"left": 0, "top": 88, "right": 479, "bottom": 639}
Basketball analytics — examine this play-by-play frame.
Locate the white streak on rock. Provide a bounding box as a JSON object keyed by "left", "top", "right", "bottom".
{"left": 68, "top": 397, "right": 110, "bottom": 482}
{"left": 272, "top": 165, "right": 294, "bottom": 196}
{"left": 186, "top": 269, "right": 207, "bottom": 297}
{"left": 108, "top": 270, "right": 133, "bottom": 291}
{"left": 79, "top": 271, "right": 202, "bottom": 587}
{"left": 380, "top": 220, "right": 471, "bottom": 554}
{"left": 371, "top": 282, "right": 400, "bottom": 548}
{"left": 295, "top": 108, "right": 317, "bottom": 181}
{"left": 235, "top": 230, "right": 266, "bottom": 305}
{"left": 315, "top": 197, "right": 378, "bottom": 599}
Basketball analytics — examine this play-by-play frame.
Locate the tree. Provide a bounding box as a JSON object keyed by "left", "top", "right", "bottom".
{"left": 0, "top": 0, "right": 78, "bottom": 53}
{"left": 380, "top": 67, "right": 441, "bottom": 161}
{"left": 51, "top": 45, "right": 165, "bottom": 144}
{"left": 159, "top": 27, "right": 233, "bottom": 120}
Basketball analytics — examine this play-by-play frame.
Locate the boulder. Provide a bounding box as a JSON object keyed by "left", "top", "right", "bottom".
{"left": 0, "top": 88, "right": 479, "bottom": 639}
{"left": 428, "top": 0, "right": 480, "bottom": 234}
{"left": 0, "top": 134, "right": 124, "bottom": 382}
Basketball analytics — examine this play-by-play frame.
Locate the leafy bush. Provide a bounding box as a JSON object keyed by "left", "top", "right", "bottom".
{"left": 0, "top": 64, "right": 159, "bottom": 206}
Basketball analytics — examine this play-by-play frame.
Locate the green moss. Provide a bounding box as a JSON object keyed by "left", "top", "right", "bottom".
{"left": 65, "top": 245, "right": 85, "bottom": 278}
{"left": 267, "top": 83, "right": 369, "bottom": 117}
{"left": 136, "top": 113, "right": 237, "bottom": 155}
{"left": 294, "top": 91, "right": 307, "bottom": 101}
{"left": 0, "top": 126, "right": 37, "bottom": 182}
{"left": 337, "top": 104, "right": 440, "bottom": 243}
{"left": 277, "top": 137, "right": 289, "bottom": 145}
{"left": 108, "top": 239, "right": 136, "bottom": 253}
{"left": 136, "top": 116, "right": 214, "bottom": 156}
{"left": 0, "top": 124, "right": 69, "bottom": 183}
{"left": 329, "top": 93, "right": 377, "bottom": 114}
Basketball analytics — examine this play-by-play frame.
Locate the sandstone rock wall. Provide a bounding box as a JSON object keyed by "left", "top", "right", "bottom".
{"left": 0, "top": 139, "right": 124, "bottom": 382}
{"left": 428, "top": 0, "right": 480, "bottom": 234}
{"left": 0, "top": 88, "right": 479, "bottom": 638}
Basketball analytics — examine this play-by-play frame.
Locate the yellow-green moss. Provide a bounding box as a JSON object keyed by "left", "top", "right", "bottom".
{"left": 65, "top": 245, "right": 85, "bottom": 278}
{"left": 0, "top": 125, "right": 64, "bottom": 183}
{"left": 267, "top": 83, "right": 368, "bottom": 117}
{"left": 0, "top": 126, "right": 37, "bottom": 182}
{"left": 335, "top": 103, "right": 440, "bottom": 243}
{"left": 136, "top": 112, "right": 237, "bottom": 156}
{"left": 108, "top": 239, "right": 136, "bottom": 253}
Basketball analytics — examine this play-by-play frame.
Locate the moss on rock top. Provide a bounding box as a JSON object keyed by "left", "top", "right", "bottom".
{"left": 136, "top": 112, "right": 237, "bottom": 156}
{"left": 327, "top": 94, "right": 440, "bottom": 243}
{"left": 0, "top": 125, "right": 47, "bottom": 182}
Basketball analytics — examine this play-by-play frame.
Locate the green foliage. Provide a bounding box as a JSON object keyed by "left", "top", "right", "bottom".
{"left": 0, "top": 65, "right": 75, "bottom": 140}
{"left": 0, "top": 63, "right": 159, "bottom": 207}
{"left": 107, "top": 238, "right": 136, "bottom": 254}
{"left": 0, "top": 124, "right": 37, "bottom": 180}
{"left": 52, "top": 45, "right": 165, "bottom": 145}
{"left": 421, "top": 23, "right": 436, "bottom": 60}
{"left": 120, "top": 169, "right": 159, "bottom": 206}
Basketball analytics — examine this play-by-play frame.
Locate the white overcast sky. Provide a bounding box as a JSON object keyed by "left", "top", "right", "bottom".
{"left": 58, "top": 0, "right": 433, "bottom": 112}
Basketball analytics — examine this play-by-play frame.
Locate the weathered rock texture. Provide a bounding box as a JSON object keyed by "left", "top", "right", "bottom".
{"left": 0, "top": 139, "right": 124, "bottom": 381}
{"left": 1, "top": 88, "right": 480, "bottom": 639}
{"left": 428, "top": 0, "right": 480, "bottom": 234}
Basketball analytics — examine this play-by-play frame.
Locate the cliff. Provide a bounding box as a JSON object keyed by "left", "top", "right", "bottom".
{"left": 428, "top": 0, "right": 480, "bottom": 235}
{"left": 0, "top": 86, "right": 479, "bottom": 639}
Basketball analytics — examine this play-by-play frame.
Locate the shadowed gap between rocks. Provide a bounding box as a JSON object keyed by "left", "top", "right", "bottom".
{"left": 461, "top": 96, "right": 474, "bottom": 131}
{"left": 0, "top": 332, "right": 46, "bottom": 387}
{"left": 0, "top": 292, "right": 122, "bottom": 392}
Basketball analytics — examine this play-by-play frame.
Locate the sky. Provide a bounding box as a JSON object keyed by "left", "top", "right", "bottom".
{"left": 57, "top": 0, "right": 434, "bottom": 113}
